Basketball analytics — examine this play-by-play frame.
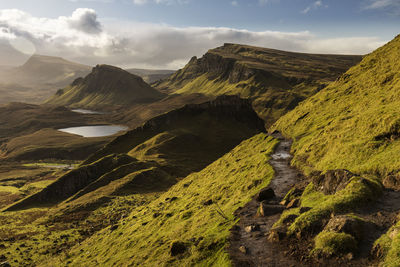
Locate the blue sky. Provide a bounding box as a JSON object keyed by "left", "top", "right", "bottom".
{"left": 0, "top": 0, "right": 399, "bottom": 68}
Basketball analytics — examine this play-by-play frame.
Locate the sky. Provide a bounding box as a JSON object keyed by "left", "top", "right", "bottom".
{"left": 0, "top": 0, "right": 399, "bottom": 69}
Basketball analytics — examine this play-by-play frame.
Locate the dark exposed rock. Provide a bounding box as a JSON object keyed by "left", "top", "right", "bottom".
{"left": 282, "top": 214, "right": 298, "bottom": 224}
{"left": 283, "top": 186, "right": 303, "bottom": 202}
{"left": 170, "top": 241, "right": 187, "bottom": 256}
{"left": 268, "top": 227, "right": 286, "bottom": 242}
{"left": 313, "top": 169, "right": 357, "bottom": 195}
{"left": 257, "top": 201, "right": 285, "bottom": 217}
{"left": 299, "top": 207, "right": 312, "bottom": 213}
{"left": 286, "top": 198, "right": 300, "bottom": 209}
{"left": 324, "top": 215, "right": 375, "bottom": 240}
{"left": 256, "top": 188, "right": 275, "bottom": 202}
{"left": 169, "top": 197, "right": 178, "bottom": 202}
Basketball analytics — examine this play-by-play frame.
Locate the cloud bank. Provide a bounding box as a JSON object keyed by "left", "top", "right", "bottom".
{"left": 0, "top": 8, "right": 386, "bottom": 69}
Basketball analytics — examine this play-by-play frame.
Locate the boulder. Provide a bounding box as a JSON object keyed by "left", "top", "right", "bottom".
{"left": 324, "top": 215, "right": 374, "bottom": 240}
{"left": 267, "top": 227, "right": 286, "bottom": 242}
{"left": 257, "top": 201, "right": 285, "bottom": 217}
{"left": 256, "top": 188, "right": 275, "bottom": 202}
{"left": 170, "top": 241, "right": 186, "bottom": 256}
{"left": 313, "top": 169, "right": 356, "bottom": 194}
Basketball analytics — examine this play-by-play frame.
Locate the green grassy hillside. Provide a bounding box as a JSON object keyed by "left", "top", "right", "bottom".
{"left": 155, "top": 43, "right": 362, "bottom": 125}
{"left": 273, "top": 35, "right": 400, "bottom": 176}
{"left": 46, "top": 65, "right": 165, "bottom": 109}
{"left": 272, "top": 35, "right": 400, "bottom": 265}
{"left": 47, "top": 133, "right": 277, "bottom": 266}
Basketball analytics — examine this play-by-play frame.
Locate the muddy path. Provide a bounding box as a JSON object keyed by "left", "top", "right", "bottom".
{"left": 228, "top": 133, "right": 400, "bottom": 267}
{"left": 228, "top": 133, "right": 301, "bottom": 266}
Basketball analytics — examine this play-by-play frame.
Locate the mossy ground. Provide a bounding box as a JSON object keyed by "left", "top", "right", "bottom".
{"left": 312, "top": 231, "right": 357, "bottom": 257}
{"left": 43, "top": 133, "right": 277, "bottom": 266}
{"left": 272, "top": 176, "right": 382, "bottom": 238}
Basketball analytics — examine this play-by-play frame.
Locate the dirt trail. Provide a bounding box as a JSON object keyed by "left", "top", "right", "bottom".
{"left": 228, "top": 133, "right": 400, "bottom": 267}
{"left": 228, "top": 133, "right": 301, "bottom": 266}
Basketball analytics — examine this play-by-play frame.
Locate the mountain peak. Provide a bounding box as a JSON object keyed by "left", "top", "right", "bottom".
{"left": 46, "top": 63, "right": 165, "bottom": 109}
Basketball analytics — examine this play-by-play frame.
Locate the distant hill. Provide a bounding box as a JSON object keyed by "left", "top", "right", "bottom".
{"left": 45, "top": 64, "right": 166, "bottom": 109}
{"left": 126, "top": 68, "right": 175, "bottom": 83}
{"left": 155, "top": 43, "right": 362, "bottom": 125}
{"left": 0, "top": 54, "right": 91, "bottom": 104}
{"left": 6, "top": 95, "right": 265, "bottom": 211}
{"left": 1, "top": 54, "right": 91, "bottom": 86}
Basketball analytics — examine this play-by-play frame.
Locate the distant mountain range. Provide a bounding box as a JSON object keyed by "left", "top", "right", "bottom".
{"left": 155, "top": 43, "right": 362, "bottom": 125}
{"left": 0, "top": 55, "right": 174, "bottom": 105}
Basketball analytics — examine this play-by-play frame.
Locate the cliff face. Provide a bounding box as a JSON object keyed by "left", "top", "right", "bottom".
{"left": 46, "top": 64, "right": 166, "bottom": 109}
{"left": 155, "top": 43, "right": 362, "bottom": 125}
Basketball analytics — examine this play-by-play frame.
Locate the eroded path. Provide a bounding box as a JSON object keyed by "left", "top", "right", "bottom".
{"left": 228, "top": 133, "right": 301, "bottom": 266}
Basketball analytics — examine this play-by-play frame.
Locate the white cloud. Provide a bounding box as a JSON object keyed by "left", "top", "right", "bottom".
{"left": 364, "top": 0, "right": 400, "bottom": 9}
{"left": 0, "top": 8, "right": 387, "bottom": 69}
{"left": 302, "top": 0, "right": 326, "bottom": 14}
{"left": 231, "top": 1, "right": 239, "bottom": 7}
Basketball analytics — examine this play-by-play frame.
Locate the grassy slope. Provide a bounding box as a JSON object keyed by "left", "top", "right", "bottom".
{"left": 273, "top": 35, "right": 400, "bottom": 176}
{"left": 47, "top": 133, "right": 277, "bottom": 266}
{"left": 272, "top": 35, "right": 400, "bottom": 263}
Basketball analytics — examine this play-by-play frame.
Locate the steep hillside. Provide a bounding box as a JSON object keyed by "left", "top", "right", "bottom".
{"left": 155, "top": 43, "right": 362, "bottom": 125}
{"left": 45, "top": 64, "right": 165, "bottom": 109}
{"left": 0, "top": 55, "right": 91, "bottom": 104}
{"left": 273, "top": 35, "right": 400, "bottom": 176}
{"left": 45, "top": 133, "right": 277, "bottom": 266}
{"left": 272, "top": 35, "right": 400, "bottom": 265}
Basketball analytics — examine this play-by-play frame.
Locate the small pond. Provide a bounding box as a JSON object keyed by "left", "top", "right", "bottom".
{"left": 58, "top": 125, "right": 128, "bottom": 137}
